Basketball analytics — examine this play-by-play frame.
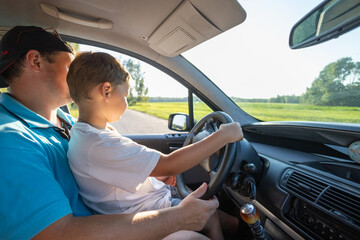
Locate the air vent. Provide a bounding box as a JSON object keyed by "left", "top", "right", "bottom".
{"left": 318, "top": 187, "right": 360, "bottom": 227}
{"left": 285, "top": 171, "right": 327, "bottom": 202}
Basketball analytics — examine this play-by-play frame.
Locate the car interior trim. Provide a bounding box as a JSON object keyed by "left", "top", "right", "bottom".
{"left": 40, "top": 3, "right": 113, "bottom": 29}
{"left": 252, "top": 199, "right": 305, "bottom": 240}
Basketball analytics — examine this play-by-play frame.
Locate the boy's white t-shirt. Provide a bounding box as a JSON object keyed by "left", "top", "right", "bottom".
{"left": 67, "top": 122, "right": 172, "bottom": 214}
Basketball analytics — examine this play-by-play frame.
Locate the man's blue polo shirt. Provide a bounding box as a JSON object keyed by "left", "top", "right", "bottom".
{"left": 0, "top": 93, "right": 93, "bottom": 240}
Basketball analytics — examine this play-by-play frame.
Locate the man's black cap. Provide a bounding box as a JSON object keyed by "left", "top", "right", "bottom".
{"left": 0, "top": 26, "right": 72, "bottom": 88}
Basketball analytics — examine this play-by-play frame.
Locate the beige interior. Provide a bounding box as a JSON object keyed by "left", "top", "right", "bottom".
{"left": 0, "top": 0, "right": 246, "bottom": 57}
{"left": 0, "top": 0, "right": 255, "bottom": 123}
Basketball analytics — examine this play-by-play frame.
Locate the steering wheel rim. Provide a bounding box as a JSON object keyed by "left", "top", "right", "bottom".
{"left": 176, "top": 111, "right": 237, "bottom": 200}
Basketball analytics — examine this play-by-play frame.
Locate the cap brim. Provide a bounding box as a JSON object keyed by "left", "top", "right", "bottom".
{"left": 0, "top": 55, "right": 20, "bottom": 88}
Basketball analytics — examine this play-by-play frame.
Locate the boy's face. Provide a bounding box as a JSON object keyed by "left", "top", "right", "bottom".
{"left": 106, "top": 81, "right": 130, "bottom": 122}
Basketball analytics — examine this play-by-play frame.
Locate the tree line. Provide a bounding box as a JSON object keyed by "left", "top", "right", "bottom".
{"left": 121, "top": 59, "right": 149, "bottom": 106}
{"left": 2, "top": 44, "right": 359, "bottom": 108}
{"left": 258, "top": 58, "right": 360, "bottom": 106}
{"left": 119, "top": 57, "right": 360, "bottom": 107}
{"left": 301, "top": 57, "right": 360, "bottom": 107}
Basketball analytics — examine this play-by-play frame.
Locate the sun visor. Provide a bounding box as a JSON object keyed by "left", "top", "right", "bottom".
{"left": 146, "top": 0, "right": 246, "bottom": 57}
{"left": 0, "top": 26, "right": 12, "bottom": 40}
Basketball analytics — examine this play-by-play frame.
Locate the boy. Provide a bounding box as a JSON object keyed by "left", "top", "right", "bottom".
{"left": 67, "top": 52, "right": 243, "bottom": 239}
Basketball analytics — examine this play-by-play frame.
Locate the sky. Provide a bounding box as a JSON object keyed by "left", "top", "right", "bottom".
{"left": 182, "top": 0, "right": 360, "bottom": 99}
{"left": 80, "top": 0, "right": 360, "bottom": 99}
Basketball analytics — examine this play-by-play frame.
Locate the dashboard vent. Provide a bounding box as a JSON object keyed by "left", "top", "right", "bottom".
{"left": 285, "top": 171, "right": 327, "bottom": 202}
{"left": 318, "top": 187, "right": 360, "bottom": 227}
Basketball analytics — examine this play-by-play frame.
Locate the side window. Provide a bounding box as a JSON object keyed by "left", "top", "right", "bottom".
{"left": 74, "top": 44, "right": 190, "bottom": 135}
{"left": 192, "top": 94, "right": 213, "bottom": 123}
{"left": 0, "top": 88, "right": 8, "bottom": 94}
{"left": 118, "top": 61, "right": 189, "bottom": 135}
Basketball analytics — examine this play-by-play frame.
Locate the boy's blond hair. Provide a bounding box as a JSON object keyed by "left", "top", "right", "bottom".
{"left": 67, "top": 52, "right": 129, "bottom": 104}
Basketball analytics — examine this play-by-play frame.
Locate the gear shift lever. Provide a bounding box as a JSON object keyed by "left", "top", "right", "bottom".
{"left": 240, "top": 203, "right": 269, "bottom": 240}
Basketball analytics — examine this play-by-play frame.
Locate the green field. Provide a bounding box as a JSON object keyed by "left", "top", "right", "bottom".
{"left": 127, "top": 102, "right": 360, "bottom": 123}
{"left": 69, "top": 101, "right": 360, "bottom": 123}
{"left": 129, "top": 102, "right": 212, "bottom": 121}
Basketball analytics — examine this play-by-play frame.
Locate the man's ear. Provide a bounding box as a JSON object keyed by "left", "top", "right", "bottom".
{"left": 25, "top": 50, "right": 41, "bottom": 72}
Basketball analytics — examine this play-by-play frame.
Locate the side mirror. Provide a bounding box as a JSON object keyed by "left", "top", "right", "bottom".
{"left": 168, "top": 113, "right": 190, "bottom": 132}
{"left": 289, "top": 0, "right": 360, "bottom": 49}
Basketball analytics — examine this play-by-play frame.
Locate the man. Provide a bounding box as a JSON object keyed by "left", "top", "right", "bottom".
{"left": 0, "top": 26, "right": 219, "bottom": 240}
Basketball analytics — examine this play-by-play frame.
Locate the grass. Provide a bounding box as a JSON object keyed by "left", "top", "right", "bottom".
{"left": 129, "top": 102, "right": 213, "bottom": 122}
{"left": 127, "top": 102, "right": 360, "bottom": 124}
{"left": 129, "top": 102, "right": 189, "bottom": 119}
{"left": 69, "top": 106, "right": 79, "bottom": 119}
{"left": 69, "top": 101, "right": 360, "bottom": 124}
{"left": 3, "top": 86, "right": 358, "bottom": 123}
{"left": 238, "top": 102, "right": 360, "bottom": 123}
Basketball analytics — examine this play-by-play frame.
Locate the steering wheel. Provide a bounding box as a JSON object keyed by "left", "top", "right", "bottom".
{"left": 176, "top": 111, "right": 237, "bottom": 200}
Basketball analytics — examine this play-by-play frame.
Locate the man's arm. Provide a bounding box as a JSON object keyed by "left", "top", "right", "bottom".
{"left": 151, "top": 122, "right": 243, "bottom": 177}
{"left": 34, "top": 183, "right": 218, "bottom": 240}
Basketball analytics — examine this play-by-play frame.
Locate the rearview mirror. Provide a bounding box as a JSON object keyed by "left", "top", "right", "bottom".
{"left": 289, "top": 0, "right": 360, "bottom": 49}
{"left": 168, "top": 113, "right": 190, "bottom": 132}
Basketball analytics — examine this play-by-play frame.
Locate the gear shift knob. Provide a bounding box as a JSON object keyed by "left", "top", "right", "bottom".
{"left": 240, "top": 202, "right": 260, "bottom": 224}
{"left": 240, "top": 203, "right": 269, "bottom": 240}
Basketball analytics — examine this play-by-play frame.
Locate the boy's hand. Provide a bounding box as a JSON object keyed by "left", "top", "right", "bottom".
{"left": 176, "top": 183, "right": 219, "bottom": 231}
{"left": 219, "top": 122, "right": 243, "bottom": 143}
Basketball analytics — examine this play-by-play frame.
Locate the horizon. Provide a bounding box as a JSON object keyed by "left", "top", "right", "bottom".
{"left": 80, "top": 0, "right": 360, "bottom": 100}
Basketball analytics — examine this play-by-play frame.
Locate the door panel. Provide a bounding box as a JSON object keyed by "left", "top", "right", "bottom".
{"left": 126, "top": 133, "right": 187, "bottom": 154}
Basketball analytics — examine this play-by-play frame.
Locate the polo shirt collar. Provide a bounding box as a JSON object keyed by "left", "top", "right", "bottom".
{"left": 0, "top": 93, "right": 71, "bottom": 128}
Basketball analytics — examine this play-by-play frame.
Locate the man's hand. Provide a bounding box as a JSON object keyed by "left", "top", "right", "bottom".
{"left": 176, "top": 183, "right": 219, "bottom": 231}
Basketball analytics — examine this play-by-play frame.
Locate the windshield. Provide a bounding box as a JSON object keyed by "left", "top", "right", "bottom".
{"left": 182, "top": 0, "right": 360, "bottom": 124}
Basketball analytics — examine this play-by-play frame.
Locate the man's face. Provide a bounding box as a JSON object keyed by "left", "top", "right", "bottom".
{"left": 42, "top": 51, "right": 74, "bottom": 105}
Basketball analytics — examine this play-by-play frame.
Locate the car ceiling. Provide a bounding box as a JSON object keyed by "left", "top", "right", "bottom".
{"left": 0, "top": 0, "right": 246, "bottom": 58}
{"left": 1, "top": 0, "right": 258, "bottom": 125}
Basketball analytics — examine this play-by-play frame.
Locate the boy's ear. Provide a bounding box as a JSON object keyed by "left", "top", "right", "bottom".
{"left": 25, "top": 50, "right": 41, "bottom": 72}
{"left": 100, "top": 82, "right": 112, "bottom": 100}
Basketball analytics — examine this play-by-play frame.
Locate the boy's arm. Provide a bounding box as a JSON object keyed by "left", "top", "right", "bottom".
{"left": 150, "top": 122, "right": 243, "bottom": 177}
{"left": 34, "top": 183, "right": 218, "bottom": 240}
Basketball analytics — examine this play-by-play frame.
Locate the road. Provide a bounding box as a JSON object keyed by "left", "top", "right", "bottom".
{"left": 111, "top": 109, "right": 177, "bottom": 134}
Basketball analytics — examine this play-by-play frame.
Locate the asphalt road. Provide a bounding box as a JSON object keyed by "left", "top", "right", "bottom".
{"left": 111, "top": 109, "right": 177, "bottom": 134}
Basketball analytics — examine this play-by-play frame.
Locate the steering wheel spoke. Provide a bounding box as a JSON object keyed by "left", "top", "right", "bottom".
{"left": 176, "top": 111, "right": 237, "bottom": 200}
{"left": 209, "top": 170, "right": 217, "bottom": 178}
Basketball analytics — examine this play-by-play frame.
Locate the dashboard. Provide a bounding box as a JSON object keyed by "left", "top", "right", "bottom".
{"left": 225, "top": 140, "right": 360, "bottom": 240}
{"left": 129, "top": 120, "right": 360, "bottom": 240}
